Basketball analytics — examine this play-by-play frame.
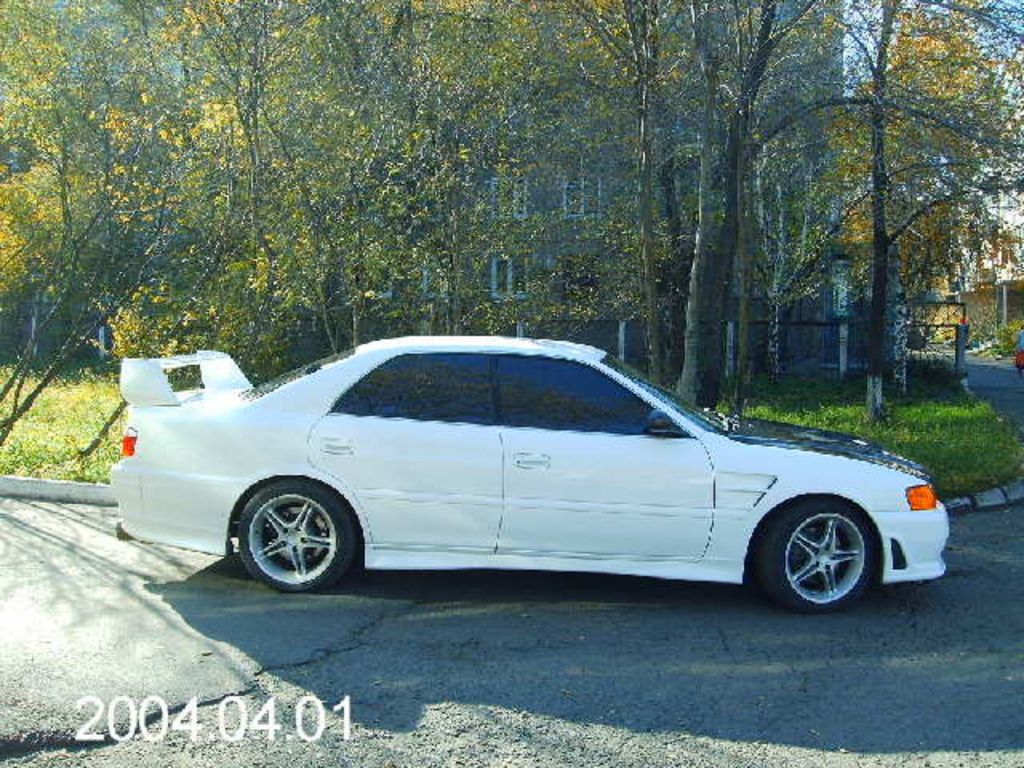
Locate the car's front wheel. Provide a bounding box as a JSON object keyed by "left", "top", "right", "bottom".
{"left": 238, "top": 480, "right": 357, "bottom": 592}
{"left": 755, "top": 499, "right": 877, "bottom": 612}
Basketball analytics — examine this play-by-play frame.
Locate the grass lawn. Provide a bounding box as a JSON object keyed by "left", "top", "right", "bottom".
{"left": 0, "top": 370, "right": 124, "bottom": 484}
{"left": 1, "top": 365, "right": 1019, "bottom": 498}
{"left": 728, "top": 372, "right": 1023, "bottom": 499}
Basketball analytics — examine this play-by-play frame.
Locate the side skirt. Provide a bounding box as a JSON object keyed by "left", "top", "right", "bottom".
{"left": 364, "top": 547, "right": 744, "bottom": 584}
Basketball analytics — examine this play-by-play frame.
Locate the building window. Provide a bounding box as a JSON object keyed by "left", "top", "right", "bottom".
{"left": 563, "top": 175, "right": 602, "bottom": 219}
{"left": 511, "top": 178, "right": 529, "bottom": 219}
{"left": 490, "top": 254, "right": 529, "bottom": 300}
{"left": 486, "top": 175, "right": 529, "bottom": 219}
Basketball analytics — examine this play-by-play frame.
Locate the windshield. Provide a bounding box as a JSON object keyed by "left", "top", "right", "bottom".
{"left": 242, "top": 348, "right": 355, "bottom": 400}
{"left": 603, "top": 356, "right": 726, "bottom": 434}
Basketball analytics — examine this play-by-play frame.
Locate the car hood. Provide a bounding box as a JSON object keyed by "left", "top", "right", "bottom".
{"left": 726, "top": 418, "right": 930, "bottom": 479}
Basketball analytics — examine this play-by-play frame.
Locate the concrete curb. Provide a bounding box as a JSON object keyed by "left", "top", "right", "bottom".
{"left": 943, "top": 496, "right": 975, "bottom": 514}
{"left": 0, "top": 475, "right": 116, "bottom": 507}
{"left": 944, "top": 477, "right": 1024, "bottom": 515}
{"left": 1004, "top": 478, "right": 1024, "bottom": 503}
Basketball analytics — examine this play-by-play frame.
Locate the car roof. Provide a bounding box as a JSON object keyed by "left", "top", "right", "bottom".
{"left": 351, "top": 335, "right": 607, "bottom": 363}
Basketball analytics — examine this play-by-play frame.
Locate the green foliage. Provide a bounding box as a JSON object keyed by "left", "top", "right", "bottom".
{"left": 729, "top": 373, "right": 1022, "bottom": 498}
{"left": 57, "top": 0, "right": 644, "bottom": 382}
{"left": 1, "top": 0, "right": 1021, "bottom": 426}
{"left": 0, "top": 370, "right": 123, "bottom": 484}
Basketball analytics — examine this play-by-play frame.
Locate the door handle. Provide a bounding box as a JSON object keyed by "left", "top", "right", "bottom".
{"left": 319, "top": 437, "right": 354, "bottom": 456}
{"left": 513, "top": 452, "right": 550, "bottom": 470}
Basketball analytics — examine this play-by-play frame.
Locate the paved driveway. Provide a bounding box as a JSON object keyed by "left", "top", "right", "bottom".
{"left": 1, "top": 496, "right": 1022, "bottom": 767}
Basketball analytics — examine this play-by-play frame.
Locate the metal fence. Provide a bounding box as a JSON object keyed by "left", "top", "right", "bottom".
{"left": 734, "top": 308, "right": 967, "bottom": 379}
{"left": 518, "top": 309, "right": 968, "bottom": 382}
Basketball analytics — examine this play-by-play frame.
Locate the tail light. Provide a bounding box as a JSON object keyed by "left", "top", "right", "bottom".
{"left": 122, "top": 428, "right": 138, "bottom": 457}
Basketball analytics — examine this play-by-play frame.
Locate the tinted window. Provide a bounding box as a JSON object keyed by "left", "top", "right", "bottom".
{"left": 497, "top": 356, "right": 650, "bottom": 434}
{"left": 333, "top": 353, "right": 494, "bottom": 425}
{"left": 604, "top": 356, "right": 720, "bottom": 433}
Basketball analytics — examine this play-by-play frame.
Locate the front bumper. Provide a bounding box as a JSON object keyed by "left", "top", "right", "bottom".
{"left": 876, "top": 504, "right": 949, "bottom": 583}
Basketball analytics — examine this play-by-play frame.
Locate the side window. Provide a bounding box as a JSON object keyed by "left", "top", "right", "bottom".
{"left": 333, "top": 353, "right": 494, "bottom": 425}
{"left": 497, "top": 356, "right": 650, "bottom": 434}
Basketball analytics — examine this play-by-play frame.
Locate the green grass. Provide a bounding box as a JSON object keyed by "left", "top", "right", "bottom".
{"left": 728, "top": 373, "right": 1023, "bottom": 498}
{"left": 0, "top": 371, "right": 124, "bottom": 484}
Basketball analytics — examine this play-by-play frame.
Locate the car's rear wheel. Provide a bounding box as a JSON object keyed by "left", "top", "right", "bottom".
{"left": 755, "top": 499, "right": 877, "bottom": 612}
{"left": 238, "top": 480, "right": 357, "bottom": 592}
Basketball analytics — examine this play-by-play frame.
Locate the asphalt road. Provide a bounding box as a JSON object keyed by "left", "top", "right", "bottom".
{"left": 967, "top": 353, "right": 1024, "bottom": 433}
{"left": 1, "top": 496, "right": 1022, "bottom": 768}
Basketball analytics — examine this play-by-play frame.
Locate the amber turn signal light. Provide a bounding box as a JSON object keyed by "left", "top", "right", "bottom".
{"left": 906, "top": 484, "right": 938, "bottom": 511}
{"left": 122, "top": 429, "right": 138, "bottom": 457}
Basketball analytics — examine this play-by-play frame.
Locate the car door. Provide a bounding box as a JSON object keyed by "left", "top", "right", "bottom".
{"left": 496, "top": 355, "right": 714, "bottom": 561}
{"left": 309, "top": 352, "right": 503, "bottom": 555}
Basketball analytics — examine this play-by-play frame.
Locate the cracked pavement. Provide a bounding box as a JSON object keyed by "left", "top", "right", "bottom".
{"left": 1, "top": 496, "right": 1023, "bottom": 767}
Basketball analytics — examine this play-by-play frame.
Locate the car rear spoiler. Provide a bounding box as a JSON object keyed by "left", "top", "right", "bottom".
{"left": 120, "top": 351, "right": 252, "bottom": 406}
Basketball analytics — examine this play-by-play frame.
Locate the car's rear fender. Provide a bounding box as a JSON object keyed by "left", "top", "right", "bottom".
{"left": 225, "top": 466, "right": 373, "bottom": 553}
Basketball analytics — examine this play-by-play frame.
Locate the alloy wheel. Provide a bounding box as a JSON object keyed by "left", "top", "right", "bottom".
{"left": 784, "top": 513, "right": 866, "bottom": 605}
{"left": 248, "top": 494, "right": 338, "bottom": 586}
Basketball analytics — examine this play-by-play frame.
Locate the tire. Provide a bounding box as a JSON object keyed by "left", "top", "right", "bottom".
{"left": 238, "top": 479, "right": 358, "bottom": 592}
{"left": 755, "top": 499, "right": 878, "bottom": 613}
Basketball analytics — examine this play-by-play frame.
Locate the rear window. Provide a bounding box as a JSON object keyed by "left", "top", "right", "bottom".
{"left": 242, "top": 349, "right": 355, "bottom": 401}
{"left": 332, "top": 353, "right": 495, "bottom": 425}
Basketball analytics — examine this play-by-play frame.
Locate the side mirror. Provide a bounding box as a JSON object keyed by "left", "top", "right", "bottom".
{"left": 645, "top": 409, "right": 686, "bottom": 438}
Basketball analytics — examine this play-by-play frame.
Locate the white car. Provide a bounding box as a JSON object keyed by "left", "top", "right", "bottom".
{"left": 111, "top": 336, "right": 948, "bottom": 612}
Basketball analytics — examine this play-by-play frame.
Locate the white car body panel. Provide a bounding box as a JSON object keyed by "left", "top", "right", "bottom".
{"left": 112, "top": 335, "right": 948, "bottom": 589}
{"left": 498, "top": 427, "right": 713, "bottom": 560}
{"left": 310, "top": 414, "right": 503, "bottom": 555}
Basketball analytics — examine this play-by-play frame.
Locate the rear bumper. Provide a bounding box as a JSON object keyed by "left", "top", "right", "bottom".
{"left": 876, "top": 505, "right": 949, "bottom": 584}
{"left": 111, "top": 460, "right": 235, "bottom": 556}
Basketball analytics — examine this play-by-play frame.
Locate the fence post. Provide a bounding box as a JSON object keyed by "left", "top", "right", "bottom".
{"left": 726, "top": 320, "right": 736, "bottom": 378}
{"left": 617, "top": 320, "right": 627, "bottom": 361}
{"left": 838, "top": 321, "right": 849, "bottom": 379}
{"left": 955, "top": 323, "right": 969, "bottom": 375}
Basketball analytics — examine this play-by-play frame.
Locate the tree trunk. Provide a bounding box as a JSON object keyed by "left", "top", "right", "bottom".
{"left": 678, "top": 57, "right": 719, "bottom": 405}
{"left": 352, "top": 200, "right": 365, "bottom": 347}
{"left": 696, "top": 110, "right": 743, "bottom": 406}
{"left": 766, "top": 180, "right": 786, "bottom": 382}
{"left": 659, "top": 154, "right": 693, "bottom": 383}
{"left": 888, "top": 243, "right": 909, "bottom": 393}
{"left": 678, "top": 0, "right": 778, "bottom": 408}
{"left": 638, "top": 84, "right": 662, "bottom": 382}
{"left": 624, "top": 0, "right": 663, "bottom": 383}
{"left": 768, "top": 300, "right": 781, "bottom": 381}
{"left": 866, "top": 1, "right": 895, "bottom": 421}
{"left": 733, "top": 130, "right": 753, "bottom": 414}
